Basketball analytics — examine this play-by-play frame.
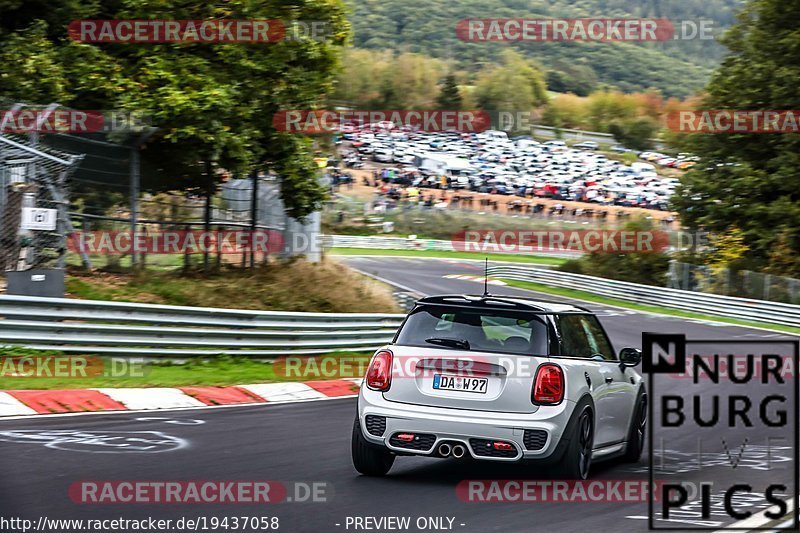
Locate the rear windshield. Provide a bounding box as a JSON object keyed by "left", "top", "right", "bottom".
{"left": 395, "top": 305, "right": 548, "bottom": 355}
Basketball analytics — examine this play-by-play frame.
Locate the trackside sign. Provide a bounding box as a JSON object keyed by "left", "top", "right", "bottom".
{"left": 645, "top": 333, "right": 799, "bottom": 530}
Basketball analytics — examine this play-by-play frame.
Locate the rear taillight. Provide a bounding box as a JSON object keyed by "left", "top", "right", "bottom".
{"left": 532, "top": 363, "right": 564, "bottom": 405}
{"left": 366, "top": 350, "right": 393, "bottom": 391}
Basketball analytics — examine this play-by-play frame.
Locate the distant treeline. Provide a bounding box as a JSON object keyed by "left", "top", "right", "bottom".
{"left": 345, "top": 0, "right": 742, "bottom": 97}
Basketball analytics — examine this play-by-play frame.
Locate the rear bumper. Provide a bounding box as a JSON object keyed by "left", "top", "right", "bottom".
{"left": 357, "top": 386, "right": 575, "bottom": 462}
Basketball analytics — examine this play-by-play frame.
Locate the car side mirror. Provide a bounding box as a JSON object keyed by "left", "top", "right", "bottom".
{"left": 619, "top": 347, "right": 642, "bottom": 368}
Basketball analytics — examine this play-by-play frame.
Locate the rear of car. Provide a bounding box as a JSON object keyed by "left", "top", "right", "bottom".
{"left": 352, "top": 295, "right": 645, "bottom": 479}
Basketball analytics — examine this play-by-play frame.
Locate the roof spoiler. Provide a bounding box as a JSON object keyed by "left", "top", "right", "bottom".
{"left": 415, "top": 295, "right": 591, "bottom": 313}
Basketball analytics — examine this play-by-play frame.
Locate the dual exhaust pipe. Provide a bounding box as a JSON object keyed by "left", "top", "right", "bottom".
{"left": 437, "top": 442, "right": 466, "bottom": 458}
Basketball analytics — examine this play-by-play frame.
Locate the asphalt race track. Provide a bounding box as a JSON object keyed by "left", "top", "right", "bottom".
{"left": 0, "top": 257, "right": 796, "bottom": 533}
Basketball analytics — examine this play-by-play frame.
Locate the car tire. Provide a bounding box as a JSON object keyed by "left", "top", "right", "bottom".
{"left": 351, "top": 417, "right": 395, "bottom": 476}
{"left": 559, "top": 405, "right": 594, "bottom": 480}
{"left": 623, "top": 390, "right": 647, "bottom": 463}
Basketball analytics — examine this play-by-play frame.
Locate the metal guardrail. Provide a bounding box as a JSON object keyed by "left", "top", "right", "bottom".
{"left": 326, "top": 235, "right": 451, "bottom": 251}
{"left": 532, "top": 125, "right": 615, "bottom": 140}
{"left": 487, "top": 266, "right": 800, "bottom": 329}
{"left": 0, "top": 295, "right": 404, "bottom": 357}
{"left": 392, "top": 291, "right": 419, "bottom": 312}
{"left": 325, "top": 235, "right": 581, "bottom": 259}
{"left": 531, "top": 125, "right": 666, "bottom": 150}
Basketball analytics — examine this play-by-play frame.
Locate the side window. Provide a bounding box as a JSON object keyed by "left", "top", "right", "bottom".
{"left": 579, "top": 315, "right": 615, "bottom": 361}
{"left": 556, "top": 314, "right": 615, "bottom": 360}
{"left": 557, "top": 315, "right": 593, "bottom": 358}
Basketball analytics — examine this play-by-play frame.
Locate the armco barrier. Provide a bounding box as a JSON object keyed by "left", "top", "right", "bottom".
{"left": 326, "top": 235, "right": 451, "bottom": 251}
{"left": 324, "top": 235, "right": 581, "bottom": 258}
{"left": 530, "top": 125, "right": 666, "bottom": 150}
{"left": 487, "top": 266, "right": 800, "bottom": 329}
{"left": 0, "top": 295, "right": 404, "bottom": 357}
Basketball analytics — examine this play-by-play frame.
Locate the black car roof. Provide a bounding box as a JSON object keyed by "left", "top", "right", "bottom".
{"left": 415, "top": 294, "right": 591, "bottom": 314}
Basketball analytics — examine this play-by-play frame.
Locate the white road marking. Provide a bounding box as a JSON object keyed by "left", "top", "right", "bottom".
{"left": 348, "top": 267, "right": 427, "bottom": 296}
{"left": 134, "top": 417, "right": 205, "bottom": 425}
{"left": 712, "top": 496, "right": 797, "bottom": 532}
{"left": 442, "top": 274, "right": 507, "bottom": 286}
{"left": 95, "top": 388, "right": 205, "bottom": 410}
{"left": 239, "top": 382, "right": 327, "bottom": 402}
{"left": 0, "top": 395, "right": 357, "bottom": 421}
{"left": 0, "top": 392, "right": 37, "bottom": 416}
{"left": 0, "top": 429, "right": 187, "bottom": 453}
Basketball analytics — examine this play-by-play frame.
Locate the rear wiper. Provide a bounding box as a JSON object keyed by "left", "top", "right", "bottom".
{"left": 425, "top": 337, "right": 471, "bottom": 350}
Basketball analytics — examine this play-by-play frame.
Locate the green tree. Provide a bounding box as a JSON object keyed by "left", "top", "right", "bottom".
{"left": 0, "top": 0, "right": 349, "bottom": 221}
{"left": 766, "top": 230, "right": 800, "bottom": 277}
{"left": 344, "top": 0, "right": 739, "bottom": 97}
{"left": 331, "top": 48, "right": 392, "bottom": 107}
{"left": 546, "top": 65, "right": 597, "bottom": 97}
{"left": 436, "top": 73, "right": 462, "bottom": 110}
{"left": 331, "top": 49, "right": 445, "bottom": 109}
{"left": 473, "top": 50, "right": 547, "bottom": 111}
{"left": 608, "top": 118, "right": 659, "bottom": 151}
{"left": 673, "top": 0, "right": 800, "bottom": 272}
{"left": 558, "top": 218, "right": 670, "bottom": 286}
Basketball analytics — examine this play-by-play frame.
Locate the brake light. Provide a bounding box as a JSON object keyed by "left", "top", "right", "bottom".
{"left": 533, "top": 363, "right": 564, "bottom": 405}
{"left": 366, "top": 350, "right": 393, "bottom": 391}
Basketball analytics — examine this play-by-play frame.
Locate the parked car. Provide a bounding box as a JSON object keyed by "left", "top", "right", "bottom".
{"left": 357, "top": 143, "right": 375, "bottom": 155}
{"left": 339, "top": 124, "right": 688, "bottom": 206}
{"left": 373, "top": 147, "right": 393, "bottom": 163}
{"left": 543, "top": 140, "right": 567, "bottom": 148}
{"left": 573, "top": 141, "right": 599, "bottom": 150}
{"left": 352, "top": 294, "right": 646, "bottom": 479}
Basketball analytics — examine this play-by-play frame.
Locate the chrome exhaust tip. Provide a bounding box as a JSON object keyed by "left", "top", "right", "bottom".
{"left": 452, "top": 444, "right": 466, "bottom": 458}
{"left": 437, "top": 443, "right": 452, "bottom": 457}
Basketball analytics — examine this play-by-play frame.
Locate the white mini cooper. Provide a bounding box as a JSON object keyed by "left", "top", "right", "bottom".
{"left": 352, "top": 294, "right": 646, "bottom": 479}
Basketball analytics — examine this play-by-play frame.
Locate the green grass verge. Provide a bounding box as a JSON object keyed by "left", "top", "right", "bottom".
{"left": 0, "top": 349, "right": 372, "bottom": 390}
{"left": 329, "top": 247, "right": 568, "bottom": 266}
{"left": 65, "top": 252, "right": 185, "bottom": 271}
{"left": 500, "top": 279, "right": 800, "bottom": 336}
{"left": 65, "top": 260, "right": 400, "bottom": 312}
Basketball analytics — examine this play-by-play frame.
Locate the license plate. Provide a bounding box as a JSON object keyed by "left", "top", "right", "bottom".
{"left": 432, "top": 374, "right": 488, "bottom": 394}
